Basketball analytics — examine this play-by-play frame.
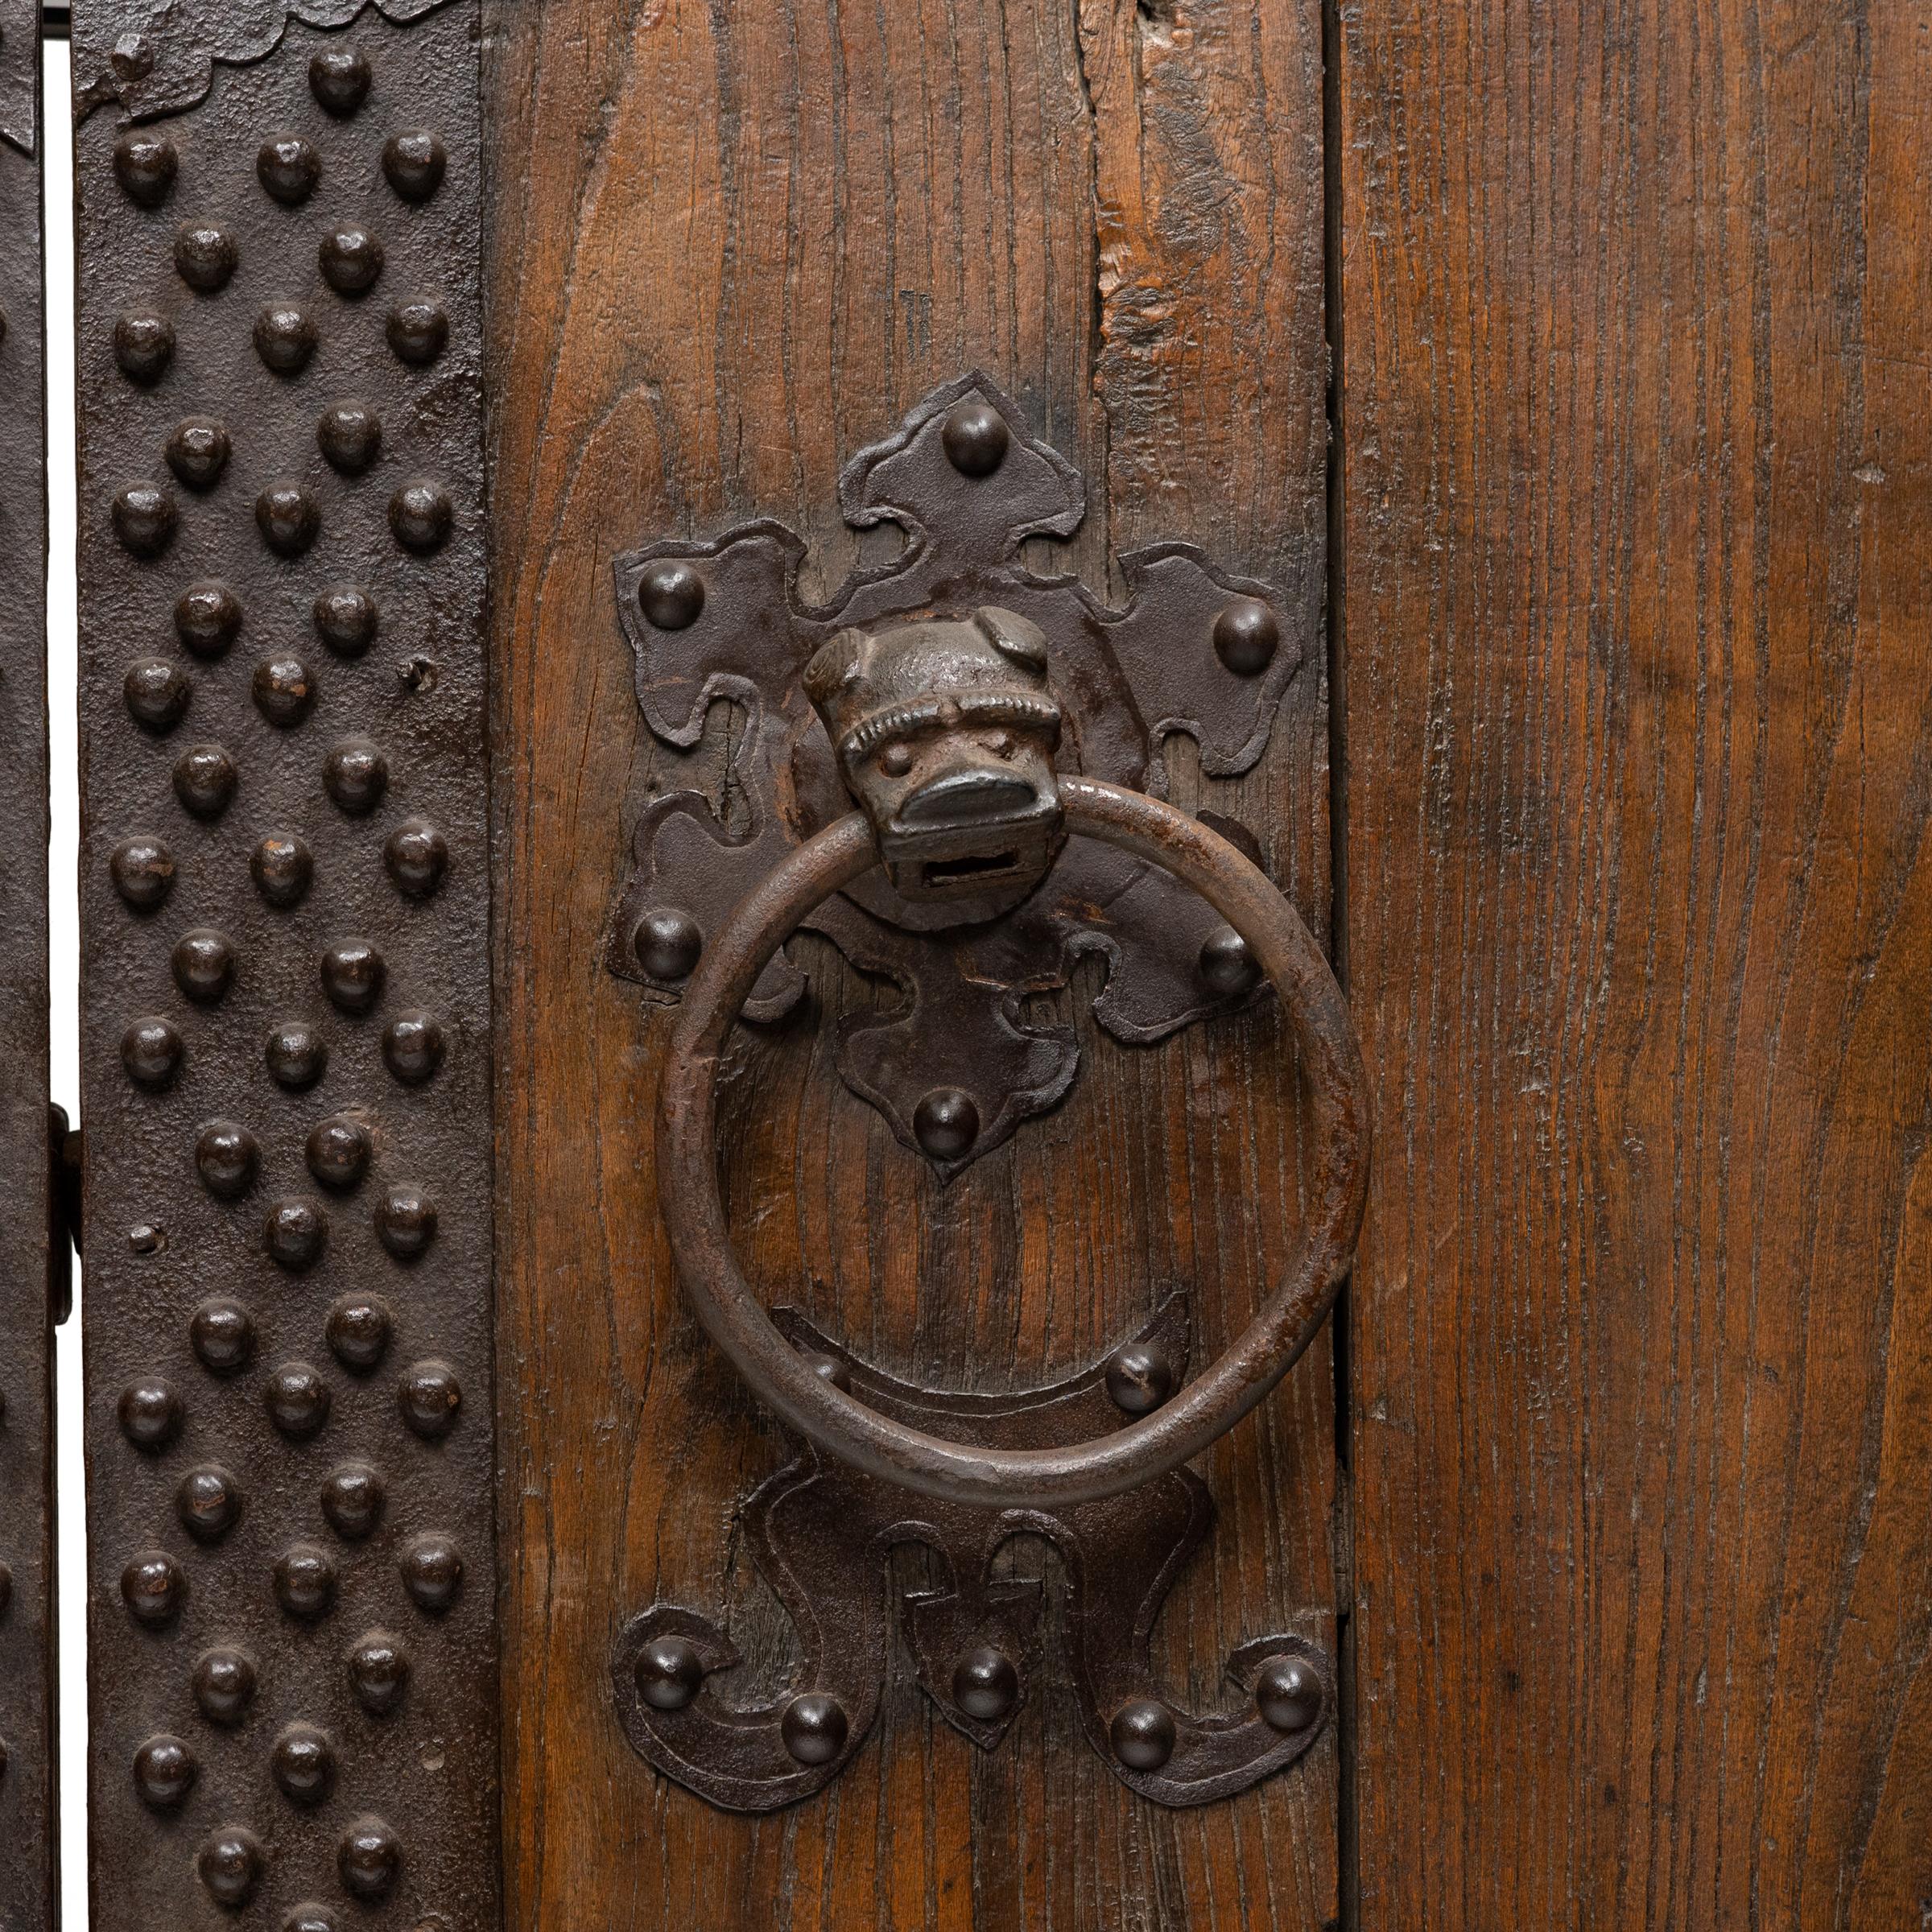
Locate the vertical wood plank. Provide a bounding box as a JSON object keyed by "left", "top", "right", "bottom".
{"left": 1340, "top": 0, "right": 1932, "bottom": 1922}
{"left": 485, "top": 2, "right": 1335, "bottom": 1926}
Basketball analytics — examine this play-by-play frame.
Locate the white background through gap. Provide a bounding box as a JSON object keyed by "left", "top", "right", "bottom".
{"left": 43, "top": 33, "right": 89, "bottom": 1924}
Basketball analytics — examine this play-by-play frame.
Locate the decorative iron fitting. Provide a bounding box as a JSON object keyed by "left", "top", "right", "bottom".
{"left": 609, "top": 372, "right": 1311, "bottom": 1173}
{"left": 803, "top": 607, "right": 1066, "bottom": 913}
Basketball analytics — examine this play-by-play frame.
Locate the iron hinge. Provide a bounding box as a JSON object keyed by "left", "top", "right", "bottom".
{"left": 47, "top": 1103, "right": 77, "bottom": 1324}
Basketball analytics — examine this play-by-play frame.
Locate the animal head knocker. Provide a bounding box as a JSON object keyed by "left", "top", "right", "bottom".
{"left": 803, "top": 607, "right": 1065, "bottom": 919}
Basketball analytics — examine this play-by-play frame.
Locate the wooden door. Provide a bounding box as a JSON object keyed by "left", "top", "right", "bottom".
{"left": 53, "top": 0, "right": 1932, "bottom": 1926}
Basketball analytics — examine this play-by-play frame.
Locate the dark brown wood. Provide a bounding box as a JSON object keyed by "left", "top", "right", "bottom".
{"left": 485, "top": 1, "right": 1335, "bottom": 1925}
{"left": 0, "top": 5, "right": 54, "bottom": 1926}
{"left": 71, "top": 3, "right": 498, "bottom": 1922}
{"left": 1340, "top": 2, "right": 1932, "bottom": 1924}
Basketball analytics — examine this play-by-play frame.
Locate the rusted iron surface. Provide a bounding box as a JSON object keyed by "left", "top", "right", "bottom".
{"left": 72, "top": 2, "right": 496, "bottom": 1922}
{"left": 0, "top": 2, "right": 54, "bottom": 1923}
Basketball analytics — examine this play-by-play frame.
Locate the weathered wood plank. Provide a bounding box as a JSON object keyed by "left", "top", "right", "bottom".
{"left": 1340, "top": 0, "right": 1932, "bottom": 1922}
{"left": 485, "top": 2, "right": 1334, "bottom": 1925}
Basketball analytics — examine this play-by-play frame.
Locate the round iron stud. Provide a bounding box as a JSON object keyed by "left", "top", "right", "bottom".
{"left": 1109, "top": 1699, "right": 1176, "bottom": 1772}
{"left": 780, "top": 1693, "right": 849, "bottom": 1766}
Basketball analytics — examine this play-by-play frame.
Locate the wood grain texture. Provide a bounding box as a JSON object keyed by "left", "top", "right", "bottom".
{"left": 1340, "top": 0, "right": 1932, "bottom": 1924}
{"left": 482, "top": 2, "right": 1335, "bottom": 1926}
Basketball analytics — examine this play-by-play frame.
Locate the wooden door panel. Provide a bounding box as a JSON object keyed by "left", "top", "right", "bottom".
{"left": 0, "top": 5, "right": 54, "bottom": 1926}
{"left": 1340, "top": 1, "right": 1932, "bottom": 1924}
{"left": 485, "top": 2, "right": 1338, "bottom": 1926}
{"left": 70, "top": 3, "right": 498, "bottom": 1922}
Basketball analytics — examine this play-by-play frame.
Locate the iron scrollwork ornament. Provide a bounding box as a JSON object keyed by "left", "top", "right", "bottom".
{"left": 608, "top": 371, "right": 1305, "bottom": 1172}
{"left": 610, "top": 378, "right": 1369, "bottom": 1813}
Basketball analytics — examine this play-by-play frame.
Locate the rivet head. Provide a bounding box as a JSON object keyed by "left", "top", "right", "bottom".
{"left": 110, "top": 30, "right": 155, "bottom": 80}
{"left": 265, "top": 1199, "right": 329, "bottom": 1274}
{"left": 382, "top": 1009, "right": 446, "bottom": 1086}
{"left": 941, "top": 398, "right": 1010, "bottom": 477}
{"left": 275, "top": 1543, "right": 339, "bottom": 1622}
{"left": 122, "top": 654, "right": 188, "bottom": 729}
{"left": 633, "top": 906, "right": 702, "bottom": 981}
{"left": 174, "top": 743, "right": 238, "bottom": 819}
{"left": 252, "top": 833, "right": 315, "bottom": 910}
{"left": 118, "top": 1379, "right": 183, "bottom": 1451}
{"left": 121, "top": 1550, "right": 186, "bottom": 1629}
{"left": 1105, "top": 1340, "right": 1178, "bottom": 1416}
{"left": 165, "top": 415, "right": 230, "bottom": 490}
{"left": 338, "top": 1817, "right": 402, "bottom": 1901}
{"left": 386, "top": 298, "right": 448, "bottom": 365}
{"left": 175, "top": 580, "right": 242, "bottom": 657}
{"left": 190, "top": 1298, "right": 256, "bottom": 1376}
{"left": 635, "top": 1635, "right": 704, "bottom": 1711}
{"left": 398, "top": 1533, "right": 464, "bottom": 1615}
{"left": 398, "top": 1360, "right": 461, "bottom": 1439}
{"left": 113, "top": 485, "right": 178, "bottom": 560}
{"left": 638, "top": 559, "right": 704, "bottom": 630}
{"left": 375, "top": 1183, "right": 438, "bottom": 1261}
{"left": 327, "top": 1296, "right": 392, "bottom": 1373}
{"left": 176, "top": 1465, "right": 243, "bottom": 1543}
{"left": 320, "top": 1462, "right": 386, "bottom": 1542}
{"left": 383, "top": 130, "right": 447, "bottom": 201}
{"left": 317, "top": 398, "right": 382, "bottom": 475}
{"left": 254, "top": 301, "right": 318, "bottom": 376}
{"left": 952, "top": 1646, "right": 1020, "bottom": 1723}
{"left": 307, "top": 1114, "right": 372, "bottom": 1191}
{"left": 1255, "top": 1653, "right": 1323, "bottom": 1733}
{"left": 320, "top": 939, "right": 386, "bottom": 1015}
{"left": 112, "top": 131, "right": 177, "bottom": 207}
{"left": 197, "top": 1826, "right": 265, "bottom": 1908}
{"left": 912, "top": 1088, "right": 979, "bottom": 1162}
{"left": 320, "top": 223, "right": 385, "bottom": 295}
{"left": 122, "top": 1015, "right": 184, "bottom": 1089}
{"left": 114, "top": 309, "right": 175, "bottom": 383}
{"left": 266, "top": 1019, "right": 328, "bottom": 1090}
{"left": 780, "top": 1693, "right": 849, "bottom": 1766}
{"left": 1109, "top": 1699, "right": 1177, "bottom": 1771}
{"left": 283, "top": 1905, "right": 336, "bottom": 1932}
{"left": 257, "top": 134, "right": 321, "bottom": 205}
{"left": 314, "top": 582, "right": 379, "bottom": 655}
{"left": 173, "top": 928, "right": 236, "bottom": 1005}
{"left": 1199, "top": 927, "right": 1260, "bottom": 996}
{"left": 252, "top": 650, "right": 316, "bottom": 725}
{"left": 1213, "top": 597, "right": 1281, "bottom": 676}
{"left": 390, "top": 477, "right": 452, "bottom": 551}
{"left": 132, "top": 1733, "right": 198, "bottom": 1810}
{"left": 127, "top": 1222, "right": 166, "bottom": 1255}
{"left": 323, "top": 737, "right": 388, "bottom": 814}
{"left": 272, "top": 1723, "right": 337, "bottom": 1806}
{"left": 346, "top": 1630, "right": 411, "bottom": 1715}
{"left": 192, "top": 1646, "right": 258, "bottom": 1727}
{"left": 265, "top": 1361, "right": 332, "bottom": 1438}
{"left": 109, "top": 834, "right": 175, "bottom": 912}
{"left": 255, "top": 484, "right": 321, "bottom": 559}
{"left": 309, "top": 45, "right": 372, "bottom": 115}
{"left": 174, "top": 219, "right": 237, "bottom": 292}
{"left": 385, "top": 819, "right": 448, "bottom": 898}
{"left": 195, "top": 1118, "right": 261, "bottom": 1199}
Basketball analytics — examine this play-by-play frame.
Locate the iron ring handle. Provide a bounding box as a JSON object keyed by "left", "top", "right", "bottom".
{"left": 657, "top": 774, "right": 1372, "bottom": 1510}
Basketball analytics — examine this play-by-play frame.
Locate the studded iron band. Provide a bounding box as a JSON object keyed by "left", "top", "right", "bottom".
{"left": 0, "top": 3, "right": 56, "bottom": 1926}
{"left": 610, "top": 379, "right": 1371, "bottom": 1810}
{"left": 72, "top": 1, "right": 496, "bottom": 1924}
